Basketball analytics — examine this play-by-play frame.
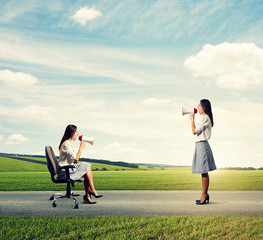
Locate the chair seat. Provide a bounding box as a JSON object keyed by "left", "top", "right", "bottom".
{"left": 56, "top": 176, "right": 85, "bottom": 183}
{"left": 76, "top": 177, "right": 85, "bottom": 182}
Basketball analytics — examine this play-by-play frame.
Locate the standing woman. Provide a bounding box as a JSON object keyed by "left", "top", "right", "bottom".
{"left": 189, "top": 99, "right": 216, "bottom": 205}
{"left": 58, "top": 124, "right": 103, "bottom": 204}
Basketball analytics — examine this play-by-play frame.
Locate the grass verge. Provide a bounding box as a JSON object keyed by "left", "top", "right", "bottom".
{"left": 1, "top": 169, "right": 263, "bottom": 191}
{"left": 1, "top": 156, "right": 263, "bottom": 191}
{"left": 0, "top": 216, "right": 262, "bottom": 239}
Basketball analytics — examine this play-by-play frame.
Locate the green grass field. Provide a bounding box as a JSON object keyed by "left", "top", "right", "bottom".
{"left": 1, "top": 216, "right": 262, "bottom": 239}
{"left": 0, "top": 156, "right": 263, "bottom": 191}
{"left": 1, "top": 156, "right": 263, "bottom": 239}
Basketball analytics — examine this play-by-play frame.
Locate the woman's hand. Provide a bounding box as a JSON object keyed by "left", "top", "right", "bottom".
{"left": 80, "top": 141, "right": 86, "bottom": 149}
{"left": 189, "top": 114, "right": 196, "bottom": 134}
{"left": 75, "top": 141, "right": 85, "bottom": 162}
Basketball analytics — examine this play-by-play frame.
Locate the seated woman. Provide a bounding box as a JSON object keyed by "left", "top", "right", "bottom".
{"left": 58, "top": 124, "right": 103, "bottom": 204}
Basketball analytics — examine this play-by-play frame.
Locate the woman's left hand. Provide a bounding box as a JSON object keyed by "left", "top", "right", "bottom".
{"left": 189, "top": 114, "right": 195, "bottom": 121}
{"left": 80, "top": 141, "right": 86, "bottom": 149}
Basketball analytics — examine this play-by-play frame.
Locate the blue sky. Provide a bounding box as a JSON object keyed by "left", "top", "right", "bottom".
{"left": 1, "top": 0, "right": 263, "bottom": 167}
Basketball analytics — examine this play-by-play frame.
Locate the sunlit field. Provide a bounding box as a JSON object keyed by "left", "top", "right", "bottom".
{"left": 1, "top": 156, "right": 262, "bottom": 191}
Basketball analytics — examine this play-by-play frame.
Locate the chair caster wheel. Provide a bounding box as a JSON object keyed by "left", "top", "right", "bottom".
{"left": 75, "top": 203, "right": 79, "bottom": 209}
{"left": 50, "top": 196, "right": 54, "bottom": 200}
{"left": 52, "top": 202, "right": 57, "bottom": 207}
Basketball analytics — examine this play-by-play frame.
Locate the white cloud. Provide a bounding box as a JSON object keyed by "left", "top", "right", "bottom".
{"left": 143, "top": 98, "right": 170, "bottom": 105}
{"left": 16, "top": 105, "right": 57, "bottom": 123}
{"left": 0, "top": 32, "right": 178, "bottom": 85}
{"left": 0, "top": 135, "right": 3, "bottom": 142}
{"left": 184, "top": 42, "right": 263, "bottom": 89}
{"left": 99, "top": 142, "right": 149, "bottom": 162}
{"left": 5, "top": 134, "right": 29, "bottom": 145}
{"left": 79, "top": 141, "right": 151, "bottom": 163}
{"left": 71, "top": 7, "right": 102, "bottom": 25}
{"left": 0, "top": 104, "right": 58, "bottom": 126}
{"left": 0, "top": 69, "right": 37, "bottom": 87}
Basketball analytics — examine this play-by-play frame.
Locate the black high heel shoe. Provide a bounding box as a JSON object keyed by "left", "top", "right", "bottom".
{"left": 89, "top": 191, "right": 103, "bottom": 199}
{"left": 83, "top": 195, "right": 96, "bottom": 204}
{"left": 196, "top": 194, "right": 210, "bottom": 202}
{"left": 196, "top": 194, "right": 209, "bottom": 205}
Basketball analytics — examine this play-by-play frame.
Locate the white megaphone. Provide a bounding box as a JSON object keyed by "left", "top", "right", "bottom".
{"left": 182, "top": 107, "right": 198, "bottom": 116}
{"left": 79, "top": 135, "right": 94, "bottom": 145}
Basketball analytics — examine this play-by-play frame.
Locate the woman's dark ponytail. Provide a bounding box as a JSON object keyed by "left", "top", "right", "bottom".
{"left": 59, "top": 124, "right": 77, "bottom": 150}
{"left": 200, "top": 99, "right": 214, "bottom": 127}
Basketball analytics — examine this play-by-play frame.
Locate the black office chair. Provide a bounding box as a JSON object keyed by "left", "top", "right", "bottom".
{"left": 45, "top": 146, "right": 84, "bottom": 209}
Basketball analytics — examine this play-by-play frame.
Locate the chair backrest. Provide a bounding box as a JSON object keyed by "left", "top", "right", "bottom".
{"left": 45, "top": 146, "right": 60, "bottom": 177}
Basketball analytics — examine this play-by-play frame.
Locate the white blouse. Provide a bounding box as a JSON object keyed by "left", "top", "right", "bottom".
{"left": 195, "top": 115, "right": 212, "bottom": 142}
{"left": 59, "top": 140, "right": 77, "bottom": 166}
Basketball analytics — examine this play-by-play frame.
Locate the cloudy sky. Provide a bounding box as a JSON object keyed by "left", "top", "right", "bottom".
{"left": 1, "top": 0, "right": 263, "bottom": 168}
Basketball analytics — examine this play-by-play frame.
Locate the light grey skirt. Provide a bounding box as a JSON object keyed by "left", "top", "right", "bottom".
{"left": 192, "top": 141, "right": 216, "bottom": 174}
{"left": 58, "top": 162, "right": 91, "bottom": 180}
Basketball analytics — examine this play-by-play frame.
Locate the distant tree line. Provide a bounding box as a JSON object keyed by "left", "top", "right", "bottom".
{"left": 80, "top": 157, "right": 139, "bottom": 168}
{"left": 219, "top": 167, "right": 260, "bottom": 170}
{"left": 0, "top": 152, "right": 139, "bottom": 169}
{"left": 0, "top": 153, "right": 46, "bottom": 159}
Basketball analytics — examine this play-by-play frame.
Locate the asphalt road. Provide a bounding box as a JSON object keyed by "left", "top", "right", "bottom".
{"left": 0, "top": 191, "right": 262, "bottom": 217}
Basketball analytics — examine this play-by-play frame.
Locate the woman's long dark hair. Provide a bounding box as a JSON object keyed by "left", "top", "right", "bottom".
{"left": 59, "top": 124, "right": 77, "bottom": 150}
{"left": 200, "top": 99, "right": 214, "bottom": 127}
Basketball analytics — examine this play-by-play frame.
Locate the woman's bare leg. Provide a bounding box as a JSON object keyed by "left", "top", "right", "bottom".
{"left": 84, "top": 178, "right": 90, "bottom": 193}
{"left": 85, "top": 168, "right": 99, "bottom": 195}
{"left": 83, "top": 178, "right": 93, "bottom": 201}
{"left": 200, "top": 173, "right": 209, "bottom": 201}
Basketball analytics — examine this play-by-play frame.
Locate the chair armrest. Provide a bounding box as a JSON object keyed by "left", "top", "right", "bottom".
{"left": 59, "top": 165, "right": 76, "bottom": 180}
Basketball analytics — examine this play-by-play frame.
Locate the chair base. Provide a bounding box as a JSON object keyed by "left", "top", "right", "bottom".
{"left": 50, "top": 192, "right": 83, "bottom": 209}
